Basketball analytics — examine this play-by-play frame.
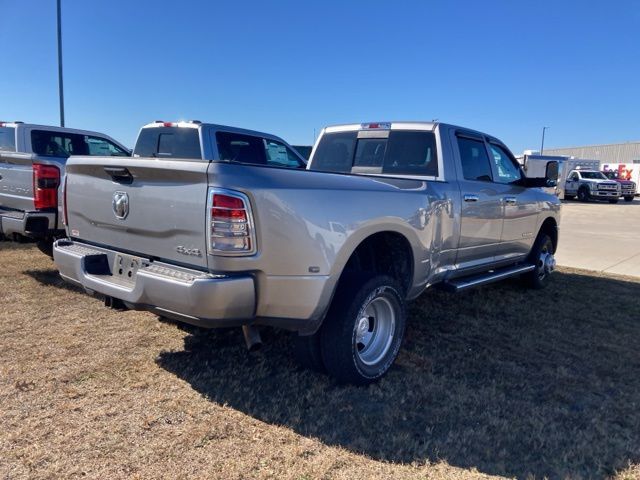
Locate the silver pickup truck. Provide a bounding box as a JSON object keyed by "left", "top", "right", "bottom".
{"left": 53, "top": 121, "right": 560, "bottom": 384}
{"left": 0, "top": 122, "right": 129, "bottom": 254}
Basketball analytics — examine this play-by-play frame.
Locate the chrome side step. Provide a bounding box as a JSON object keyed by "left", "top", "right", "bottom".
{"left": 441, "top": 264, "right": 535, "bottom": 293}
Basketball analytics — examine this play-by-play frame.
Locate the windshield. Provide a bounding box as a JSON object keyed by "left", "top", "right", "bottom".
{"left": 579, "top": 171, "right": 607, "bottom": 180}
{"left": 0, "top": 127, "right": 16, "bottom": 152}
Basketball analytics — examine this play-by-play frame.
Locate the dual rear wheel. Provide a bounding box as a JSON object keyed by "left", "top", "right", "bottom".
{"left": 294, "top": 274, "right": 406, "bottom": 385}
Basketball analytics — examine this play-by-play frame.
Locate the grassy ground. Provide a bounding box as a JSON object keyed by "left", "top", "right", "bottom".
{"left": 1, "top": 242, "right": 639, "bottom": 480}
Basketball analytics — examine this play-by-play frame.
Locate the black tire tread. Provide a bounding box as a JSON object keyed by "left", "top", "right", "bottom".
{"left": 320, "top": 273, "right": 406, "bottom": 385}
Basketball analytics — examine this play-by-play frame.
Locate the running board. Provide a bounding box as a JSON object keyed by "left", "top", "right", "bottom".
{"left": 440, "top": 264, "right": 535, "bottom": 293}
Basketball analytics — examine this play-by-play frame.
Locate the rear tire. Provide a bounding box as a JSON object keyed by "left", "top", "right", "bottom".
{"left": 320, "top": 274, "right": 406, "bottom": 385}
{"left": 624, "top": 196, "right": 634, "bottom": 202}
{"left": 577, "top": 187, "right": 590, "bottom": 202}
{"left": 523, "top": 233, "right": 555, "bottom": 290}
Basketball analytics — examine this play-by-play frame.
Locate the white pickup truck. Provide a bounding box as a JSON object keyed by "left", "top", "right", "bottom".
{"left": 54, "top": 121, "right": 560, "bottom": 384}
{"left": 0, "top": 121, "right": 129, "bottom": 254}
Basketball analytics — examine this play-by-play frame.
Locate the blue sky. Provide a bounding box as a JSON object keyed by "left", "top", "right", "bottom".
{"left": 1, "top": 0, "right": 639, "bottom": 152}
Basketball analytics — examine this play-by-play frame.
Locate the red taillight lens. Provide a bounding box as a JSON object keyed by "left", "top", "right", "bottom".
{"left": 62, "top": 175, "right": 68, "bottom": 226}
{"left": 33, "top": 163, "right": 60, "bottom": 210}
{"left": 208, "top": 191, "right": 255, "bottom": 255}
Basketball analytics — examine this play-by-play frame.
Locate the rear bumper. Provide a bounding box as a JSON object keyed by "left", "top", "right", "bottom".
{"left": 53, "top": 239, "right": 256, "bottom": 328}
{"left": 0, "top": 209, "right": 58, "bottom": 239}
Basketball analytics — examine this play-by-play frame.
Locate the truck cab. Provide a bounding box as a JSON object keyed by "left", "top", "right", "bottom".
{"left": 601, "top": 170, "right": 636, "bottom": 202}
{"left": 564, "top": 169, "right": 621, "bottom": 203}
{"left": 0, "top": 122, "right": 129, "bottom": 252}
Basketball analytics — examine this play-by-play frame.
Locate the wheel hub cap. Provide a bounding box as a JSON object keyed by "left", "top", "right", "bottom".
{"left": 356, "top": 317, "right": 370, "bottom": 341}
{"left": 354, "top": 296, "right": 396, "bottom": 366}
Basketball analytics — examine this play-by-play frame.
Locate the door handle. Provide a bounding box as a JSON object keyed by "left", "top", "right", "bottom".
{"left": 503, "top": 196, "right": 517, "bottom": 205}
{"left": 463, "top": 194, "right": 479, "bottom": 202}
{"left": 104, "top": 166, "right": 133, "bottom": 184}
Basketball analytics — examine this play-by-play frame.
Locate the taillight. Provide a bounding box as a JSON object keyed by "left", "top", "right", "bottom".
{"left": 62, "top": 175, "right": 68, "bottom": 226}
{"left": 207, "top": 189, "right": 256, "bottom": 255}
{"left": 33, "top": 163, "right": 60, "bottom": 210}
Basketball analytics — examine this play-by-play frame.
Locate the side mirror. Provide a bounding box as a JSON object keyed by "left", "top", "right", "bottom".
{"left": 545, "top": 161, "right": 559, "bottom": 187}
{"left": 523, "top": 160, "right": 559, "bottom": 188}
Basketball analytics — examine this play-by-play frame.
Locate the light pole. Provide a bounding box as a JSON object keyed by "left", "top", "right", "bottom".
{"left": 540, "top": 126, "right": 549, "bottom": 154}
{"left": 56, "top": 0, "right": 65, "bottom": 127}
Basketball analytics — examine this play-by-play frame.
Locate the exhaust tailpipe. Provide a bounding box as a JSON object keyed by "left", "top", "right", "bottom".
{"left": 242, "top": 325, "right": 262, "bottom": 351}
{"left": 104, "top": 296, "right": 127, "bottom": 311}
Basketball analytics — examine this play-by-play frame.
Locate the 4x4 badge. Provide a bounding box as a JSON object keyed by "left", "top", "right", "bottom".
{"left": 112, "top": 191, "right": 129, "bottom": 220}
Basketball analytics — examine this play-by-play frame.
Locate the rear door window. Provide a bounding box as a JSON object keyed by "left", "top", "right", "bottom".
{"left": 31, "top": 130, "right": 89, "bottom": 157}
{"left": 215, "top": 132, "right": 267, "bottom": 165}
{"left": 457, "top": 136, "right": 493, "bottom": 182}
{"left": 133, "top": 127, "right": 202, "bottom": 159}
{"left": 31, "top": 130, "right": 128, "bottom": 158}
{"left": 86, "top": 136, "right": 129, "bottom": 156}
{"left": 0, "top": 127, "right": 16, "bottom": 152}
{"left": 264, "top": 139, "right": 305, "bottom": 168}
{"left": 311, "top": 130, "right": 438, "bottom": 176}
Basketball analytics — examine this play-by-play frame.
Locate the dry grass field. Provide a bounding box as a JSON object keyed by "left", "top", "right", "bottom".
{"left": 1, "top": 241, "right": 640, "bottom": 480}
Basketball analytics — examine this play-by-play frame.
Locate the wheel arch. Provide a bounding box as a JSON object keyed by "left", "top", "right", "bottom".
{"left": 537, "top": 216, "right": 558, "bottom": 253}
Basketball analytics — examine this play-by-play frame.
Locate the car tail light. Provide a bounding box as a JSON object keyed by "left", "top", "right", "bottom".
{"left": 62, "top": 175, "right": 68, "bottom": 225}
{"left": 207, "top": 188, "right": 256, "bottom": 255}
{"left": 33, "top": 163, "right": 60, "bottom": 210}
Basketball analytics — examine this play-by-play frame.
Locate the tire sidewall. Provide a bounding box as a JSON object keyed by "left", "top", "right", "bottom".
{"left": 578, "top": 187, "right": 589, "bottom": 202}
{"left": 350, "top": 284, "right": 405, "bottom": 380}
{"left": 526, "top": 233, "right": 553, "bottom": 289}
{"left": 321, "top": 275, "right": 407, "bottom": 384}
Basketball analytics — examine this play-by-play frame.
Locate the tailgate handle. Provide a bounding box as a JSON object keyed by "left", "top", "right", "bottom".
{"left": 104, "top": 166, "right": 133, "bottom": 184}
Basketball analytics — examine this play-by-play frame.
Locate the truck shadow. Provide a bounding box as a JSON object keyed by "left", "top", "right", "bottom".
{"left": 158, "top": 271, "right": 638, "bottom": 478}
{"left": 23, "top": 268, "right": 83, "bottom": 293}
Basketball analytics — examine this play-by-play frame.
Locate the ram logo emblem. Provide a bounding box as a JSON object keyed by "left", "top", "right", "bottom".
{"left": 112, "top": 191, "right": 129, "bottom": 220}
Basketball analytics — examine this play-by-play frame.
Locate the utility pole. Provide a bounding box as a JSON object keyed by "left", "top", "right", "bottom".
{"left": 540, "top": 126, "right": 549, "bottom": 154}
{"left": 57, "top": 0, "right": 65, "bottom": 127}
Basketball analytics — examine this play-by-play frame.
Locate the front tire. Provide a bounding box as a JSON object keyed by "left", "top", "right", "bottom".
{"left": 320, "top": 274, "right": 406, "bottom": 385}
{"left": 624, "top": 196, "right": 634, "bottom": 202}
{"left": 577, "top": 187, "right": 590, "bottom": 202}
{"left": 609, "top": 199, "right": 619, "bottom": 204}
{"left": 523, "top": 233, "right": 555, "bottom": 289}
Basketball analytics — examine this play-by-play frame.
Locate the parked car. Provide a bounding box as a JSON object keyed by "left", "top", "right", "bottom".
{"left": 564, "top": 169, "right": 621, "bottom": 203}
{"left": 0, "top": 121, "right": 129, "bottom": 254}
{"left": 602, "top": 170, "right": 636, "bottom": 201}
{"left": 53, "top": 121, "right": 560, "bottom": 384}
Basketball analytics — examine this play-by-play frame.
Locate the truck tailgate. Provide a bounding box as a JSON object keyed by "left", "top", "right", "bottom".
{"left": 65, "top": 157, "right": 210, "bottom": 268}
{"left": 0, "top": 152, "right": 35, "bottom": 212}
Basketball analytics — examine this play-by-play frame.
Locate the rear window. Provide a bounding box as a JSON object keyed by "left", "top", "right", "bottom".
{"left": 310, "top": 130, "right": 438, "bottom": 176}
{"left": 31, "top": 130, "right": 128, "bottom": 158}
{"left": 133, "top": 127, "right": 202, "bottom": 159}
{"left": 215, "top": 132, "right": 305, "bottom": 168}
{"left": 0, "top": 127, "right": 16, "bottom": 152}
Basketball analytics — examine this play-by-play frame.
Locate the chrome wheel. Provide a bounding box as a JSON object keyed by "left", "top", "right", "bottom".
{"left": 537, "top": 243, "right": 556, "bottom": 281}
{"left": 354, "top": 296, "right": 396, "bottom": 366}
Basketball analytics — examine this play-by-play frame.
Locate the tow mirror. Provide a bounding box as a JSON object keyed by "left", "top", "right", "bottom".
{"left": 523, "top": 160, "right": 559, "bottom": 188}
{"left": 545, "top": 161, "right": 559, "bottom": 187}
